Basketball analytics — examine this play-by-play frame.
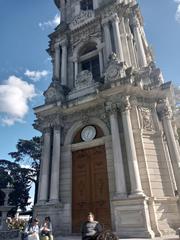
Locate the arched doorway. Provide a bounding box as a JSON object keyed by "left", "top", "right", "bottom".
{"left": 72, "top": 143, "right": 111, "bottom": 233}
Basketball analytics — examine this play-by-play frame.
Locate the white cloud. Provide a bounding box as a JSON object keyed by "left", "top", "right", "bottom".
{"left": 174, "top": 0, "right": 180, "bottom": 22}
{"left": 0, "top": 76, "right": 36, "bottom": 126}
{"left": 24, "top": 69, "right": 49, "bottom": 81}
{"left": 38, "top": 14, "right": 60, "bottom": 30}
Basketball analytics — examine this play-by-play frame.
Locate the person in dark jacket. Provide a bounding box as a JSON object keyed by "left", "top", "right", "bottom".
{"left": 81, "top": 212, "right": 103, "bottom": 240}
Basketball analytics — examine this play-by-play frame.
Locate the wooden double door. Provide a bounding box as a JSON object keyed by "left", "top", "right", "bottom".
{"left": 72, "top": 145, "right": 111, "bottom": 233}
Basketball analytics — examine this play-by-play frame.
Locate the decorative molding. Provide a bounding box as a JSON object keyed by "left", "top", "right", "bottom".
{"left": 104, "top": 53, "right": 126, "bottom": 83}
{"left": 75, "top": 70, "right": 94, "bottom": 90}
{"left": 156, "top": 98, "right": 173, "bottom": 120}
{"left": 44, "top": 81, "right": 65, "bottom": 104}
{"left": 70, "top": 10, "right": 95, "bottom": 30}
{"left": 121, "top": 96, "right": 131, "bottom": 112}
{"left": 71, "top": 22, "right": 101, "bottom": 48}
{"left": 33, "top": 114, "right": 63, "bottom": 132}
{"left": 101, "top": 2, "right": 122, "bottom": 20}
{"left": 138, "top": 106, "right": 154, "bottom": 131}
{"left": 105, "top": 102, "right": 119, "bottom": 115}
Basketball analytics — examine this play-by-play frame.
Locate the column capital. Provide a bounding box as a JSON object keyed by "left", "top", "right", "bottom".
{"left": 130, "top": 96, "right": 138, "bottom": 107}
{"left": 121, "top": 96, "right": 131, "bottom": 112}
{"left": 156, "top": 98, "right": 172, "bottom": 120}
{"left": 102, "top": 18, "right": 110, "bottom": 26}
{"left": 72, "top": 56, "right": 79, "bottom": 62}
{"left": 43, "top": 127, "right": 52, "bottom": 134}
{"left": 60, "top": 39, "right": 68, "bottom": 47}
{"left": 111, "top": 13, "right": 120, "bottom": 23}
{"left": 54, "top": 42, "right": 60, "bottom": 49}
{"left": 132, "top": 16, "right": 140, "bottom": 29}
{"left": 105, "top": 102, "right": 120, "bottom": 115}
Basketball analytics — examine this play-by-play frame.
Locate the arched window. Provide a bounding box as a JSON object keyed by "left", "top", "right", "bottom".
{"left": 79, "top": 42, "right": 101, "bottom": 82}
{"left": 80, "top": 0, "right": 93, "bottom": 10}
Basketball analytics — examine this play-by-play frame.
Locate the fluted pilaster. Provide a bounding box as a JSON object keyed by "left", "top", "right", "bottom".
{"left": 106, "top": 102, "right": 127, "bottom": 198}
{"left": 121, "top": 96, "right": 144, "bottom": 197}
{"left": 37, "top": 128, "right": 52, "bottom": 203}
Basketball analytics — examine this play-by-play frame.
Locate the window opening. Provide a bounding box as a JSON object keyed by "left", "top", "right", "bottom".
{"left": 80, "top": 0, "right": 93, "bottom": 10}
{"left": 109, "top": 22, "right": 116, "bottom": 53}
{"left": 81, "top": 55, "right": 100, "bottom": 81}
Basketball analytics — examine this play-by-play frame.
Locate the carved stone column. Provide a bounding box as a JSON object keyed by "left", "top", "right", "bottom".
{"left": 121, "top": 96, "right": 144, "bottom": 197}
{"left": 157, "top": 99, "right": 180, "bottom": 192}
{"left": 121, "top": 17, "right": 131, "bottom": 66}
{"left": 132, "top": 16, "right": 147, "bottom": 68}
{"left": 74, "top": 57, "right": 78, "bottom": 80}
{"left": 111, "top": 14, "right": 124, "bottom": 62}
{"left": 97, "top": 45, "right": 104, "bottom": 76}
{"left": 93, "top": 0, "right": 99, "bottom": 9}
{"left": 61, "top": 40, "right": 67, "bottom": 86}
{"left": 49, "top": 126, "right": 61, "bottom": 203}
{"left": 54, "top": 43, "right": 60, "bottom": 81}
{"left": 102, "top": 19, "right": 112, "bottom": 62}
{"left": 106, "top": 102, "right": 127, "bottom": 198}
{"left": 38, "top": 128, "right": 51, "bottom": 203}
{"left": 125, "top": 17, "right": 138, "bottom": 68}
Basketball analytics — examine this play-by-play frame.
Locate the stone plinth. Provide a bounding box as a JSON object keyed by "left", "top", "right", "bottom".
{"left": 112, "top": 197, "right": 155, "bottom": 238}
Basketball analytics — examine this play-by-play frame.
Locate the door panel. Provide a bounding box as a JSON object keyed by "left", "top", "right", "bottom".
{"left": 72, "top": 145, "right": 111, "bottom": 232}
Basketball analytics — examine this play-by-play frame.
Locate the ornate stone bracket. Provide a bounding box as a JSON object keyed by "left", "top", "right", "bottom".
{"left": 104, "top": 53, "right": 126, "bottom": 83}
{"left": 44, "top": 80, "right": 67, "bottom": 104}
{"left": 156, "top": 98, "right": 173, "bottom": 120}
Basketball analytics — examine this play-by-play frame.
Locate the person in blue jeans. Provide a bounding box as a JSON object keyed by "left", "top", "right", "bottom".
{"left": 81, "top": 213, "right": 103, "bottom": 240}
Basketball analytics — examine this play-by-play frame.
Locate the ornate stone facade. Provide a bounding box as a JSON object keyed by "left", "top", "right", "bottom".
{"left": 34, "top": 0, "right": 180, "bottom": 238}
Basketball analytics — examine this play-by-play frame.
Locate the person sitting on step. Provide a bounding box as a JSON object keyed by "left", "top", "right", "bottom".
{"left": 81, "top": 212, "right": 103, "bottom": 240}
{"left": 40, "top": 216, "right": 53, "bottom": 240}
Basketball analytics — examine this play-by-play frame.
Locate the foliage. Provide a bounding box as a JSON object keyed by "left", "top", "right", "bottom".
{"left": 9, "top": 136, "right": 41, "bottom": 203}
{"left": 0, "top": 159, "right": 32, "bottom": 213}
{"left": 7, "top": 217, "right": 27, "bottom": 231}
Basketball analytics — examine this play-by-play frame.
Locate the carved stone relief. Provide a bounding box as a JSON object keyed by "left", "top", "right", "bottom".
{"left": 62, "top": 104, "right": 110, "bottom": 137}
{"left": 33, "top": 113, "right": 63, "bottom": 132}
{"left": 156, "top": 98, "right": 173, "bottom": 120}
{"left": 101, "top": 2, "right": 123, "bottom": 20}
{"left": 75, "top": 70, "right": 94, "bottom": 90}
{"left": 70, "top": 10, "right": 95, "bottom": 30}
{"left": 138, "top": 106, "right": 154, "bottom": 131}
{"left": 44, "top": 81, "right": 65, "bottom": 104}
{"left": 71, "top": 22, "right": 101, "bottom": 47}
{"left": 104, "top": 53, "right": 126, "bottom": 83}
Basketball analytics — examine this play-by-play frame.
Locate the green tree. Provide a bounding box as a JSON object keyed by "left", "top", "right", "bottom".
{"left": 0, "top": 160, "right": 32, "bottom": 213}
{"left": 9, "top": 136, "right": 41, "bottom": 204}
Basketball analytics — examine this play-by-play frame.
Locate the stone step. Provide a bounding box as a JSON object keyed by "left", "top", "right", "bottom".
{"left": 55, "top": 235, "right": 179, "bottom": 240}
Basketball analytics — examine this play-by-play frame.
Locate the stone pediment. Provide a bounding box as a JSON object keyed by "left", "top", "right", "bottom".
{"left": 70, "top": 10, "right": 95, "bottom": 30}
{"left": 104, "top": 53, "right": 126, "bottom": 83}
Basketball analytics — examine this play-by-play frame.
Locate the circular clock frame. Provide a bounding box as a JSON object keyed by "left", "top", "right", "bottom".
{"left": 81, "top": 125, "right": 96, "bottom": 142}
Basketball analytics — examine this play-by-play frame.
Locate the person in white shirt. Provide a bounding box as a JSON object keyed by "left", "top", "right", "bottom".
{"left": 27, "top": 218, "right": 40, "bottom": 240}
{"left": 40, "top": 216, "right": 53, "bottom": 240}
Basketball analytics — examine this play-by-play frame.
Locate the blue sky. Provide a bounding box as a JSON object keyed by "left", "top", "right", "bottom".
{"left": 0, "top": 0, "right": 180, "bottom": 162}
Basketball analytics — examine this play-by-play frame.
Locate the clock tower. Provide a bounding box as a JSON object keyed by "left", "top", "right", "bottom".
{"left": 34, "top": 0, "right": 180, "bottom": 238}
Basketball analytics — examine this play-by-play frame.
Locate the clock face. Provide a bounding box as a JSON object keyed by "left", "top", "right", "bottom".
{"left": 81, "top": 126, "right": 96, "bottom": 142}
